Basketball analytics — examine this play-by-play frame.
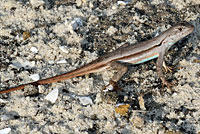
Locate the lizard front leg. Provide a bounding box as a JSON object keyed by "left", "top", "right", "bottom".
{"left": 157, "top": 51, "right": 173, "bottom": 89}
{"left": 103, "top": 61, "right": 128, "bottom": 91}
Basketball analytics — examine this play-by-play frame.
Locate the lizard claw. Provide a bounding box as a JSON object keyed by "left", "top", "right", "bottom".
{"left": 162, "top": 61, "right": 173, "bottom": 73}
{"left": 163, "top": 64, "right": 173, "bottom": 73}
{"left": 162, "top": 80, "right": 173, "bottom": 88}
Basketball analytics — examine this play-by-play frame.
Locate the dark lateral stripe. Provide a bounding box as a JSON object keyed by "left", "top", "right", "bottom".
{"left": 114, "top": 45, "right": 159, "bottom": 62}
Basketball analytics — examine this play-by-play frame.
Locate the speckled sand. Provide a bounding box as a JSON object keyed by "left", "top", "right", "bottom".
{"left": 0, "top": 0, "right": 200, "bottom": 133}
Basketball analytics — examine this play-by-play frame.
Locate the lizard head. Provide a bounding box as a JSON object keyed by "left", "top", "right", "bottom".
{"left": 164, "top": 22, "right": 194, "bottom": 46}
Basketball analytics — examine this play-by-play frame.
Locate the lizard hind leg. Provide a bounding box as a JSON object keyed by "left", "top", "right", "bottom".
{"left": 102, "top": 61, "right": 128, "bottom": 92}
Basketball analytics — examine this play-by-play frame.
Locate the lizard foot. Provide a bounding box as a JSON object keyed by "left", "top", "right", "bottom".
{"left": 162, "top": 80, "right": 174, "bottom": 89}
{"left": 161, "top": 80, "right": 178, "bottom": 94}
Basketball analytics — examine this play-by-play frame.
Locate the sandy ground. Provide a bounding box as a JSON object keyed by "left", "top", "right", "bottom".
{"left": 0, "top": 0, "right": 200, "bottom": 133}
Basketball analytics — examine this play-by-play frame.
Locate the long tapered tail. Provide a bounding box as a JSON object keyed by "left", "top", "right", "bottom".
{"left": 0, "top": 60, "right": 107, "bottom": 94}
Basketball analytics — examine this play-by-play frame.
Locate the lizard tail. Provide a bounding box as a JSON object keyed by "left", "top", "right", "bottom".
{"left": 0, "top": 60, "right": 107, "bottom": 94}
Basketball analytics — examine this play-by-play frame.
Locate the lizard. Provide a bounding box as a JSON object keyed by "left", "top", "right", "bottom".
{"left": 0, "top": 22, "right": 194, "bottom": 94}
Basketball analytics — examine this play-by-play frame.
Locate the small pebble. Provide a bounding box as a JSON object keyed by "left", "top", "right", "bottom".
{"left": 30, "top": 0, "right": 45, "bottom": 7}
{"left": 72, "top": 18, "right": 83, "bottom": 30}
{"left": 23, "top": 31, "right": 31, "bottom": 40}
{"left": 78, "top": 96, "right": 93, "bottom": 105}
{"left": 11, "top": 58, "right": 35, "bottom": 69}
{"left": 30, "top": 74, "right": 40, "bottom": 81}
{"left": 76, "top": 0, "right": 82, "bottom": 7}
{"left": 1, "top": 115, "right": 11, "bottom": 121}
{"left": 48, "top": 60, "right": 55, "bottom": 64}
{"left": 0, "top": 98, "right": 6, "bottom": 103}
{"left": 138, "top": 94, "right": 146, "bottom": 110}
{"left": 0, "top": 128, "right": 11, "bottom": 134}
{"left": 115, "top": 104, "right": 130, "bottom": 116}
{"left": 57, "top": 59, "right": 67, "bottom": 64}
{"left": 106, "top": 26, "right": 117, "bottom": 36}
{"left": 30, "top": 47, "right": 38, "bottom": 53}
{"left": 117, "top": 1, "right": 127, "bottom": 6}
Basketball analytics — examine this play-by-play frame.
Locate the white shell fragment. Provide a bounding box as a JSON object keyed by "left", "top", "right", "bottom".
{"left": 30, "top": 0, "right": 45, "bottom": 7}
{"left": 48, "top": 60, "right": 55, "bottom": 64}
{"left": 0, "top": 128, "right": 11, "bottom": 134}
{"left": 59, "top": 46, "right": 69, "bottom": 53}
{"left": 57, "top": 59, "right": 67, "bottom": 64}
{"left": 30, "top": 74, "right": 40, "bottom": 81}
{"left": 154, "top": 31, "right": 159, "bottom": 37}
{"left": 117, "top": 1, "right": 127, "bottom": 6}
{"left": 0, "top": 98, "right": 6, "bottom": 103}
{"left": 78, "top": 96, "right": 93, "bottom": 106}
{"left": 45, "top": 88, "right": 59, "bottom": 103}
{"left": 30, "top": 46, "right": 38, "bottom": 53}
{"left": 11, "top": 58, "right": 35, "bottom": 69}
{"left": 116, "top": 103, "right": 125, "bottom": 107}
